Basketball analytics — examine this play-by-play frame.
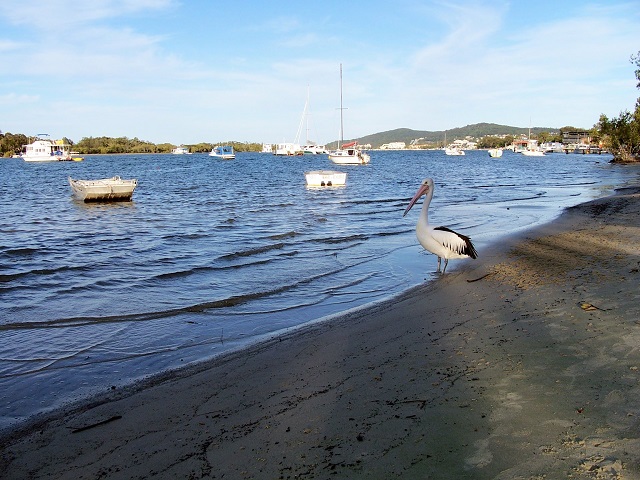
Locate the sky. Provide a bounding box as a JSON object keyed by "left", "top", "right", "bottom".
{"left": 1, "top": 0, "right": 639, "bottom": 146}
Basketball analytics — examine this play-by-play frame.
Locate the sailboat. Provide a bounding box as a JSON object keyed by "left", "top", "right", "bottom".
{"left": 328, "top": 64, "right": 370, "bottom": 165}
{"left": 521, "top": 122, "right": 545, "bottom": 156}
{"left": 297, "top": 86, "right": 328, "bottom": 155}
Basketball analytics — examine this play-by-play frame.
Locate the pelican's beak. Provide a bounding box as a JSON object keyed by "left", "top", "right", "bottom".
{"left": 403, "top": 183, "right": 429, "bottom": 217}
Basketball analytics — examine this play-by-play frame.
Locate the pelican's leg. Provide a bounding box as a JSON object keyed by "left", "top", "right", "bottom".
{"left": 436, "top": 257, "right": 442, "bottom": 273}
{"left": 442, "top": 258, "right": 449, "bottom": 274}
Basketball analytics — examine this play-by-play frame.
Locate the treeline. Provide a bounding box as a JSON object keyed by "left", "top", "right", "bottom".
{"left": 73, "top": 137, "right": 262, "bottom": 155}
{"left": 72, "top": 137, "right": 264, "bottom": 155}
{"left": 0, "top": 132, "right": 29, "bottom": 157}
{"left": 0, "top": 132, "right": 264, "bottom": 157}
{"left": 597, "top": 51, "right": 640, "bottom": 163}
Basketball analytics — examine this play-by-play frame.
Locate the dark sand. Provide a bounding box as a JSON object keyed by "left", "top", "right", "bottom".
{"left": 2, "top": 188, "right": 640, "bottom": 479}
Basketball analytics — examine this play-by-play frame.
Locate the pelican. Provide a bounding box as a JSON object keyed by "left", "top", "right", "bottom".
{"left": 403, "top": 178, "right": 478, "bottom": 273}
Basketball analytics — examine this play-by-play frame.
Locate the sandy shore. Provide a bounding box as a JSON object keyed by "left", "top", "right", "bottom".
{"left": 2, "top": 186, "right": 640, "bottom": 479}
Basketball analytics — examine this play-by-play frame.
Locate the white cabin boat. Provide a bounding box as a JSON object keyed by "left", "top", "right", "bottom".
{"left": 274, "top": 143, "right": 303, "bottom": 156}
{"left": 172, "top": 146, "right": 190, "bottom": 155}
{"left": 21, "top": 138, "right": 73, "bottom": 162}
{"left": 305, "top": 170, "right": 347, "bottom": 187}
{"left": 262, "top": 143, "right": 274, "bottom": 154}
{"left": 520, "top": 139, "right": 544, "bottom": 156}
{"left": 302, "top": 144, "right": 328, "bottom": 155}
{"left": 488, "top": 148, "right": 503, "bottom": 158}
{"left": 69, "top": 176, "right": 137, "bottom": 202}
{"left": 329, "top": 143, "right": 371, "bottom": 165}
{"left": 209, "top": 145, "right": 235, "bottom": 159}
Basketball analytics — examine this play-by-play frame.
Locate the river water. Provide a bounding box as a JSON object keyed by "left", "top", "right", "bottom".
{"left": 0, "top": 149, "right": 634, "bottom": 432}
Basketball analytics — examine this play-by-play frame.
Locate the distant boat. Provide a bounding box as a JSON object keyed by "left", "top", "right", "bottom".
{"left": 209, "top": 145, "right": 235, "bottom": 160}
{"left": 302, "top": 143, "right": 328, "bottom": 155}
{"left": 68, "top": 176, "right": 137, "bottom": 202}
{"left": 305, "top": 170, "right": 347, "bottom": 187}
{"left": 520, "top": 140, "right": 544, "bottom": 156}
{"left": 172, "top": 146, "right": 190, "bottom": 155}
{"left": 444, "top": 145, "right": 465, "bottom": 156}
{"left": 329, "top": 141, "right": 370, "bottom": 164}
{"left": 297, "top": 86, "right": 328, "bottom": 155}
{"left": 274, "top": 142, "right": 303, "bottom": 156}
{"left": 520, "top": 121, "right": 544, "bottom": 156}
{"left": 21, "top": 137, "right": 73, "bottom": 162}
{"left": 521, "top": 148, "right": 545, "bottom": 157}
{"left": 261, "top": 143, "right": 274, "bottom": 154}
{"left": 488, "top": 148, "right": 503, "bottom": 158}
{"left": 328, "top": 64, "right": 370, "bottom": 165}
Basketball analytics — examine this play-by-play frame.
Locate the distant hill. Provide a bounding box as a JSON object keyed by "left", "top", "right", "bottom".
{"left": 330, "top": 123, "right": 559, "bottom": 148}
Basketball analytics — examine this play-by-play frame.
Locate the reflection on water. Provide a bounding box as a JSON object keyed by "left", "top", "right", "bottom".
{"left": 0, "top": 149, "right": 630, "bottom": 431}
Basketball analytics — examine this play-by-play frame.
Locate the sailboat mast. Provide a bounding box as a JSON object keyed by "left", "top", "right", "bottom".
{"left": 339, "top": 63, "right": 344, "bottom": 149}
{"left": 306, "top": 85, "right": 310, "bottom": 145}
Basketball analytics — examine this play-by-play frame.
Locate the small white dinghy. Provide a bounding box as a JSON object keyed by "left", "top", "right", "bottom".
{"left": 69, "top": 176, "right": 138, "bottom": 202}
{"left": 304, "top": 170, "right": 347, "bottom": 187}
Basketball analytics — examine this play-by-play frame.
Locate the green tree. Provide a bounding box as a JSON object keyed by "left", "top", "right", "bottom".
{"left": 597, "top": 51, "right": 640, "bottom": 162}
{"left": 0, "top": 132, "right": 29, "bottom": 157}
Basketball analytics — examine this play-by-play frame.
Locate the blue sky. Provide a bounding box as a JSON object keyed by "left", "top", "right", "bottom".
{"left": 1, "top": 0, "right": 639, "bottom": 145}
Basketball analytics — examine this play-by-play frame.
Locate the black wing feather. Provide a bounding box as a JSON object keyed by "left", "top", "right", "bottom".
{"left": 434, "top": 226, "right": 478, "bottom": 259}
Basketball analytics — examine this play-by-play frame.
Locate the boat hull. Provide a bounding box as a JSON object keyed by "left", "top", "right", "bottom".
{"left": 305, "top": 170, "right": 347, "bottom": 187}
{"left": 328, "top": 149, "right": 370, "bottom": 165}
{"left": 69, "top": 176, "right": 138, "bottom": 202}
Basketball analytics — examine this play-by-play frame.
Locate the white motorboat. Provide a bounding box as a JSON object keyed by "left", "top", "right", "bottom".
{"left": 521, "top": 149, "right": 545, "bottom": 156}
{"left": 21, "top": 137, "right": 73, "bottom": 162}
{"left": 274, "top": 142, "right": 303, "bottom": 156}
{"left": 209, "top": 145, "right": 235, "bottom": 159}
{"left": 302, "top": 144, "right": 328, "bottom": 155}
{"left": 305, "top": 170, "right": 347, "bottom": 187}
{"left": 488, "top": 148, "right": 503, "bottom": 158}
{"left": 172, "top": 146, "right": 190, "bottom": 155}
{"left": 444, "top": 146, "right": 465, "bottom": 156}
{"left": 69, "top": 176, "right": 138, "bottom": 202}
{"left": 328, "top": 64, "right": 371, "bottom": 166}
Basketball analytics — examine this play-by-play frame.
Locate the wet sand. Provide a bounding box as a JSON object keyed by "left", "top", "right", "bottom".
{"left": 2, "top": 187, "right": 640, "bottom": 479}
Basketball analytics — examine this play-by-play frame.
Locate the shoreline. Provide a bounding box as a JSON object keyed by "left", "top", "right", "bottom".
{"left": 2, "top": 185, "right": 640, "bottom": 478}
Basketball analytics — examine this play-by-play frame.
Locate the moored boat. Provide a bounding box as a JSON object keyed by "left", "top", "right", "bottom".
{"left": 329, "top": 142, "right": 371, "bottom": 165}
{"left": 305, "top": 170, "right": 347, "bottom": 187}
{"left": 444, "top": 145, "right": 465, "bottom": 156}
{"left": 302, "top": 144, "right": 328, "bottom": 155}
{"left": 521, "top": 149, "right": 545, "bottom": 156}
{"left": 274, "top": 143, "right": 303, "bottom": 156}
{"left": 68, "top": 176, "right": 138, "bottom": 202}
{"left": 488, "top": 148, "right": 503, "bottom": 158}
{"left": 328, "top": 64, "right": 371, "bottom": 166}
{"left": 21, "top": 137, "right": 73, "bottom": 162}
{"left": 172, "top": 146, "right": 191, "bottom": 155}
{"left": 209, "top": 145, "right": 235, "bottom": 159}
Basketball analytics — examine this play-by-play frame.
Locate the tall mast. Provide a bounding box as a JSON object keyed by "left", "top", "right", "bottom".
{"left": 339, "top": 63, "right": 344, "bottom": 148}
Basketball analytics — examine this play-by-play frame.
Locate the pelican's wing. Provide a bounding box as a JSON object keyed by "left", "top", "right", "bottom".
{"left": 433, "top": 226, "right": 478, "bottom": 259}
